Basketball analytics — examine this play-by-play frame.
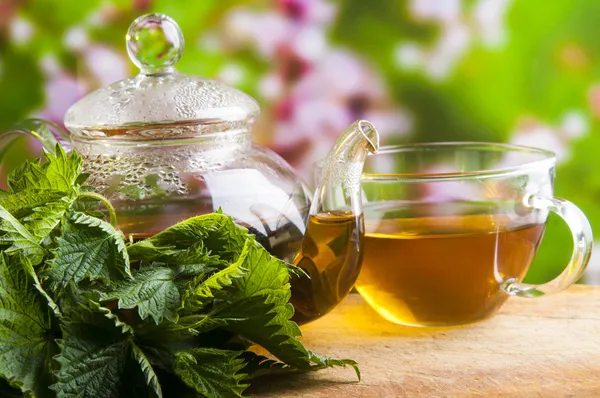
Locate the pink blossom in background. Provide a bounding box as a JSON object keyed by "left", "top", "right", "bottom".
{"left": 270, "top": 49, "right": 411, "bottom": 176}
{"left": 224, "top": 10, "right": 291, "bottom": 59}
{"left": 222, "top": 0, "right": 408, "bottom": 179}
{"left": 396, "top": 0, "right": 512, "bottom": 80}
{"left": 415, "top": 164, "right": 484, "bottom": 203}
{"left": 63, "top": 26, "right": 89, "bottom": 51}
{"left": 409, "top": 0, "right": 461, "bottom": 23}
{"left": 85, "top": 3, "right": 121, "bottom": 27}
{"left": 277, "top": 0, "right": 337, "bottom": 24}
{"left": 8, "top": 16, "right": 34, "bottom": 46}
{"left": 507, "top": 114, "right": 590, "bottom": 165}
{"left": 509, "top": 124, "right": 568, "bottom": 161}
{"left": 270, "top": 50, "right": 408, "bottom": 176}
{"left": 560, "top": 110, "right": 588, "bottom": 139}
{"left": 30, "top": 23, "right": 129, "bottom": 153}
{"left": 473, "top": 0, "right": 513, "bottom": 47}
{"left": 83, "top": 44, "right": 129, "bottom": 86}
{"left": 35, "top": 71, "right": 87, "bottom": 127}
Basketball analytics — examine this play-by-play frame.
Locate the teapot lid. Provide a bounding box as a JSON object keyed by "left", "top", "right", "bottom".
{"left": 64, "top": 13, "right": 260, "bottom": 140}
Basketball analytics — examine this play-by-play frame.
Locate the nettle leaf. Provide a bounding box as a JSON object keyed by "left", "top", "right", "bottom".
{"left": 239, "top": 351, "right": 359, "bottom": 382}
{"left": 128, "top": 213, "right": 249, "bottom": 267}
{"left": 0, "top": 205, "right": 45, "bottom": 265}
{"left": 131, "top": 343, "right": 163, "bottom": 398}
{"left": 307, "top": 351, "right": 360, "bottom": 380}
{"left": 52, "top": 318, "right": 131, "bottom": 398}
{"left": 241, "top": 352, "right": 294, "bottom": 379}
{"left": 0, "top": 254, "right": 57, "bottom": 397}
{"left": 173, "top": 348, "right": 248, "bottom": 398}
{"left": 8, "top": 144, "right": 83, "bottom": 193}
{"left": 20, "top": 254, "right": 62, "bottom": 318}
{"left": 45, "top": 212, "right": 131, "bottom": 289}
{"left": 133, "top": 315, "right": 234, "bottom": 351}
{"left": 211, "top": 241, "right": 359, "bottom": 376}
{"left": 101, "top": 267, "right": 180, "bottom": 324}
{"left": 7, "top": 160, "right": 51, "bottom": 193}
{"left": 179, "top": 315, "right": 247, "bottom": 336}
{"left": 173, "top": 263, "right": 218, "bottom": 278}
{"left": 0, "top": 189, "right": 67, "bottom": 218}
{"left": 213, "top": 242, "right": 306, "bottom": 364}
{"left": 179, "top": 238, "right": 251, "bottom": 314}
{"left": 23, "top": 200, "right": 70, "bottom": 242}
{"left": 87, "top": 301, "right": 135, "bottom": 335}
{"left": 0, "top": 197, "right": 72, "bottom": 263}
{"left": 42, "top": 145, "right": 83, "bottom": 192}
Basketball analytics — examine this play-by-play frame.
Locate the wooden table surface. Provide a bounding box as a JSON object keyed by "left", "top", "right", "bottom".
{"left": 250, "top": 285, "right": 600, "bottom": 397}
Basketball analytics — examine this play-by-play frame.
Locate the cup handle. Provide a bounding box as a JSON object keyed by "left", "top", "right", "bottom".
{"left": 502, "top": 195, "right": 593, "bottom": 298}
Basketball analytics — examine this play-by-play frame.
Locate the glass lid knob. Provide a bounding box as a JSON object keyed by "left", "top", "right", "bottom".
{"left": 126, "top": 13, "right": 184, "bottom": 74}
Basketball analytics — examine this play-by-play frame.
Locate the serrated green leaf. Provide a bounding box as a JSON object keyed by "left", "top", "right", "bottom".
{"left": 135, "top": 345, "right": 175, "bottom": 372}
{"left": 0, "top": 253, "right": 57, "bottom": 398}
{"left": 131, "top": 343, "right": 163, "bottom": 398}
{"left": 19, "top": 254, "right": 62, "bottom": 318}
{"left": 94, "top": 303, "right": 136, "bottom": 335}
{"left": 44, "top": 212, "right": 131, "bottom": 289}
{"left": 52, "top": 336, "right": 130, "bottom": 398}
{"left": 307, "top": 351, "right": 361, "bottom": 381}
{"left": 209, "top": 241, "right": 359, "bottom": 377}
{"left": 173, "top": 348, "right": 248, "bottom": 398}
{"left": 8, "top": 144, "right": 83, "bottom": 194}
{"left": 171, "top": 314, "right": 249, "bottom": 337}
{"left": 7, "top": 160, "right": 51, "bottom": 193}
{"left": 54, "top": 282, "right": 95, "bottom": 321}
{"left": 51, "top": 311, "right": 132, "bottom": 398}
{"left": 241, "top": 352, "right": 294, "bottom": 379}
{"left": 128, "top": 213, "right": 249, "bottom": 267}
{"left": 42, "top": 145, "right": 83, "bottom": 190}
{"left": 179, "top": 238, "right": 250, "bottom": 314}
{"left": 0, "top": 189, "right": 67, "bottom": 218}
{"left": 173, "top": 262, "right": 219, "bottom": 278}
{"left": 214, "top": 241, "right": 309, "bottom": 365}
{"left": 23, "top": 200, "right": 70, "bottom": 242}
{"left": 56, "top": 286, "right": 135, "bottom": 335}
{"left": 0, "top": 205, "right": 45, "bottom": 265}
{"left": 240, "top": 351, "right": 359, "bottom": 381}
{"left": 75, "top": 173, "right": 90, "bottom": 186}
{"left": 133, "top": 314, "right": 239, "bottom": 353}
{"left": 101, "top": 267, "right": 180, "bottom": 324}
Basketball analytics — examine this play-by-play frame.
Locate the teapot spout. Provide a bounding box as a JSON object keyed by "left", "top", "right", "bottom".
{"left": 290, "top": 120, "right": 379, "bottom": 324}
{"left": 1, "top": 119, "right": 70, "bottom": 157}
{"left": 310, "top": 119, "right": 379, "bottom": 216}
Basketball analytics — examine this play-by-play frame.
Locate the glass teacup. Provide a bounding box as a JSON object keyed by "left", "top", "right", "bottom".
{"left": 356, "top": 142, "right": 592, "bottom": 327}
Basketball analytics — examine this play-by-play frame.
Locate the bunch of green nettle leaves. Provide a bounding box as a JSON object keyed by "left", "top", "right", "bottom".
{"left": 0, "top": 145, "right": 358, "bottom": 398}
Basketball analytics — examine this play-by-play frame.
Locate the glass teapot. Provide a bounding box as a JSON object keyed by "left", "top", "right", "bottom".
{"left": 2, "top": 13, "right": 380, "bottom": 323}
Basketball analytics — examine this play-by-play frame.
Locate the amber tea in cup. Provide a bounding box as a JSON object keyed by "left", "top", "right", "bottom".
{"left": 356, "top": 143, "right": 592, "bottom": 327}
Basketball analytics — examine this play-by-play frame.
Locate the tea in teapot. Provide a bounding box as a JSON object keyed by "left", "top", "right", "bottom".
{"left": 290, "top": 210, "right": 363, "bottom": 324}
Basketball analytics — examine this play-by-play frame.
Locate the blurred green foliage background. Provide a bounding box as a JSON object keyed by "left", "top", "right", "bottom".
{"left": 0, "top": 0, "right": 598, "bottom": 283}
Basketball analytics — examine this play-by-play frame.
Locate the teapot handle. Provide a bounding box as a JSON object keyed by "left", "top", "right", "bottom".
{"left": 1, "top": 118, "right": 70, "bottom": 160}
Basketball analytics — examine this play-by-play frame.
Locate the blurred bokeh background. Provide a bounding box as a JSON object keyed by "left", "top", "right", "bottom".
{"left": 0, "top": 0, "right": 599, "bottom": 284}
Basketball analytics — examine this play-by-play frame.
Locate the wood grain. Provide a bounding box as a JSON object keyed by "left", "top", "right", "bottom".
{"left": 250, "top": 285, "right": 600, "bottom": 397}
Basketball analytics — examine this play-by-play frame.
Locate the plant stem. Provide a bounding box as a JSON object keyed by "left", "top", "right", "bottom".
{"left": 77, "top": 192, "right": 117, "bottom": 227}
